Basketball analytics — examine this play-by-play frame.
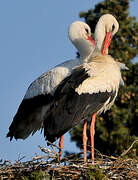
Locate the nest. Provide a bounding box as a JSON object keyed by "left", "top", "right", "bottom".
{"left": 0, "top": 140, "right": 138, "bottom": 180}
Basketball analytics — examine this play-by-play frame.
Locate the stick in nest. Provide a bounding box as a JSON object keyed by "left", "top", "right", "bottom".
{"left": 120, "top": 139, "right": 138, "bottom": 157}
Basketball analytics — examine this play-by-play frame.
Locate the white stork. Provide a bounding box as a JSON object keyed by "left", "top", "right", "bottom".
{"left": 43, "top": 14, "right": 128, "bottom": 164}
{"left": 7, "top": 21, "right": 95, "bottom": 156}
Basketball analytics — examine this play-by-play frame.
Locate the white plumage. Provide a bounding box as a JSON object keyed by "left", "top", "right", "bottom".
{"left": 76, "top": 56, "right": 120, "bottom": 95}
{"left": 25, "top": 58, "right": 85, "bottom": 98}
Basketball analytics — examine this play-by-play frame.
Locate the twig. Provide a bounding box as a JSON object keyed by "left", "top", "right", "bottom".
{"left": 38, "top": 145, "right": 52, "bottom": 154}
{"left": 47, "top": 141, "right": 61, "bottom": 150}
{"left": 120, "top": 139, "right": 138, "bottom": 157}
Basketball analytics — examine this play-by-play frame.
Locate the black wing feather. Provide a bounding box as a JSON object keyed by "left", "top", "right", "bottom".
{"left": 7, "top": 94, "right": 53, "bottom": 140}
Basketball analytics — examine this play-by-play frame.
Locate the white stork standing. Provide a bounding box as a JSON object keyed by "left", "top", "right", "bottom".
{"left": 7, "top": 21, "right": 95, "bottom": 157}
{"left": 43, "top": 14, "right": 128, "bottom": 164}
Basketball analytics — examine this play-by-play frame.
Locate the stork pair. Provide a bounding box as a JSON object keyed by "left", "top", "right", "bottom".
{"left": 7, "top": 14, "right": 128, "bottom": 164}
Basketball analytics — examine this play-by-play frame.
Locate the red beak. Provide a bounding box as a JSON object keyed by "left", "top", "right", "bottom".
{"left": 87, "top": 35, "right": 96, "bottom": 47}
{"left": 102, "top": 32, "right": 112, "bottom": 56}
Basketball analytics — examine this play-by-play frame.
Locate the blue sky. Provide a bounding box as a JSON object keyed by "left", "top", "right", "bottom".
{"left": 0, "top": 0, "right": 137, "bottom": 162}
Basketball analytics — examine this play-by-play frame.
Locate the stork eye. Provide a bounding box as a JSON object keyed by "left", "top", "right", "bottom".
{"left": 112, "top": 24, "right": 115, "bottom": 32}
{"left": 85, "top": 28, "right": 89, "bottom": 34}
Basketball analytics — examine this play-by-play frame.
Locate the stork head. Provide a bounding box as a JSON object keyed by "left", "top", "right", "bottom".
{"left": 94, "top": 14, "right": 119, "bottom": 56}
{"left": 68, "top": 21, "right": 95, "bottom": 58}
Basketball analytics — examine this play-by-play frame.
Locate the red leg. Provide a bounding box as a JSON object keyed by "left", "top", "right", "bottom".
{"left": 59, "top": 135, "right": 64, "bottom": 161}
{"left": 83, "top": 120, "right": 88, "bottom": 162}
{"left": 90, "top": 113, "right": 97, "bottom": 165}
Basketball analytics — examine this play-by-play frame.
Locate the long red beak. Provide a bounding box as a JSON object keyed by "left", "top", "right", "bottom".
{"left": 87, "top": 35, "right": 96, "bottom": 47}
{"left": 102, "top": 32, "right": 112, "bottom": 56}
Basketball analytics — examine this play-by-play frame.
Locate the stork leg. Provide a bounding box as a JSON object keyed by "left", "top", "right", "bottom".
{"left": 59, "top": 135, "right": 64, "bottom": 161}
{"left": 90, "top": 113, "right": 97, "bottom": 165}
{"left": 83, "top": 120, "right": 88, "bottom": 162}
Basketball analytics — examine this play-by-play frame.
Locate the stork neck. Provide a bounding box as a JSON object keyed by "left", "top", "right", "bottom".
{"left": 73, "top": 38, "right": 94, "bottom": 58}
{"left": 93, "top": 20, "right": 106, "bottom": 55}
